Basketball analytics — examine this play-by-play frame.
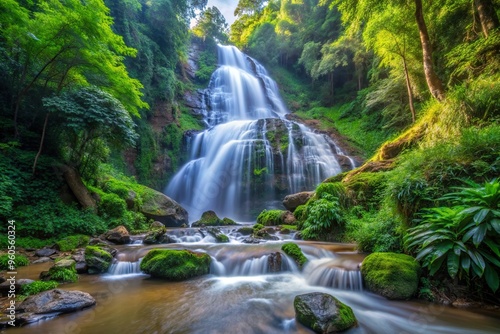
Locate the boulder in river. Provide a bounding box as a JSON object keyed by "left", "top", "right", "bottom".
{"left": 143, "top": 223, "right": 167, "bottom": 244}
{"left": 19, "top": 289, "right": 95, "bottom": 314}
{"left": 360, "top": 252, "right": 420, "bottom": 300}
{"left": 140, "top": 189, "right": 189, "bottom": 227}
{"left": 84, "top": 245, "right": 113, "bottom": 274}
{"left": 140, "top": 249, "right": 211, "bottom": 280}
{"left": 283, "top": 191, "right": 314, "bottom": 212}
{"left": 103, "top": 225, "right": 131, "bottom": 244}
{"left": 294, "top": 292, "right": 357, "bottom": 333}
{"left": 35, "top": 248, "right": 57, "bottom": 257}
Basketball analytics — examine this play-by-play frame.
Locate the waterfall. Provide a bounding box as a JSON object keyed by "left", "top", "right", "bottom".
{"left": 165, "top": 44, "right": 349, "bottom": 221}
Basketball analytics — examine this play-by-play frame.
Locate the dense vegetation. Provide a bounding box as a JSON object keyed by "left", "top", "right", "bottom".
{"left": 0, "top": 0, "right": 498, "bottom": 304}
{"left": 235, "top": 0, "right": 499, "bottom": 300}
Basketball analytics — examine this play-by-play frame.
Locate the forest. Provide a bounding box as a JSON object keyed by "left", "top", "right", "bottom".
{"left": 0, "top": 0, "right": 499, "bottom": 325}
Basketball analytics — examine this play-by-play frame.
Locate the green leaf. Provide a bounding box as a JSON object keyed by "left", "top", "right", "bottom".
{"left": 459, "top": 206, "right": 482, "bottom": 215}
{"left": 429, "top": 255, "right": 446, "bottom": 276}
{"left": 472, "top": 224, "right": 488, "bottom": 247}
{"left": 461, "top": 256, "right": 470, "bottom": 274}
{"left": 447, "top": 252, "right": 459, "bottom": 278}
{"left": 468, "top": 250, "right": 486, "bottom": 276}
{"left": 462, "top": 226, "right": 479, "bottom": 243}
{"left": 490, "top": 219, "right": 500, "bottom": 234}
{"left": 473, "top": 208, "right": 490, "bottom": 224}
{"left": 483, "top": 239, "right": 500, "bottom": 258}
{"left": 484, "top": 266, "right": 499, "bottom": 293}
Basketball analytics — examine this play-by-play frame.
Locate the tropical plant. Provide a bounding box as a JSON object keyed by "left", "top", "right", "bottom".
{"left": 301, "top": 194, "right": 343, "bottom": 240}
{"left": 405, "top": 179, "right": 500, "bottom": 292}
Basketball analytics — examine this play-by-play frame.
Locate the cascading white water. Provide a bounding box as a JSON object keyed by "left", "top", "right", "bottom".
{"left": 166, "top": 45, "right": 352, "bottom": 221}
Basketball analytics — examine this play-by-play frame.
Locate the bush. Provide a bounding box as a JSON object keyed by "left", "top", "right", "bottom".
{"left": 46, "top": 266, "right": 78, "bottom": 283}
{"left": 0, "top": 254, "right": 29, "bottom": 270}
{"left": 56, "top": 235, "right": 90, "bottom": 252}
{"left": 301, "top": 194, "right": 343, "bottom": 240}
{"left": 99, "top": 193, "right": 127, "bottom": 218}
{"left": 405, "top": 179, "right": 500, "bottom": 292}
{"left": 20, "top": 280, "right": 59, "bottom": 296}
{"left": 257, "top": 209, "right": 284, "bottom": 226}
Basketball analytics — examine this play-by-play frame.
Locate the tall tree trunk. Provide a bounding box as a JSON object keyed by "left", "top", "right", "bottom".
{"left": 32, "top": 113, "right": 49, "bottom": 175}
{"left": 414, "top": 0, "right": 445, "bottom": 101}
{"left": 474, "top": 0, "right": 500, "bottom": 38}
{"left": 402, "top": 57, "right": 416, "bottom": 123}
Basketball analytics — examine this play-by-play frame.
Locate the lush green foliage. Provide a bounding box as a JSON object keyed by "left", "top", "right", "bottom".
{"left": 257, "top": 209, "right": 285, "bottom": 226}
{"left": 281, "top": 243, "right": 308, "bottom": 268}
{"left": 47, "top": 265, "right": 78, "bottom": 283}
{"left": 301, "top": 193, "right": 343, "bottom": 240}
{"left": 0, "top": 254, "right": 29, "bottom": 270}
{"left": 20, "top": 281, "right": 59, "bottom": 297}
{"left": 56, "top": 235, "right": 90, "bottom": 252}
{"left": 405, "top": 179, "right": 500, "bottom": 292}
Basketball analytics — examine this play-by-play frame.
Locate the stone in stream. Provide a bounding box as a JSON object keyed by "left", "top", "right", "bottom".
{"left": 18, "top": 289, "right": 95, "bottom": 318}
{"left": 140, "top": 249, "right": 211, "bottom": 280}
{"left": 294, "top": 292, "right": 357, "bottom": 333}
{"left": 35, "top": 248, "right": 57, "bottom": 257}
{"left": 139, "top": 189, "right": 189, "bottom": 227}
{"left": 103, "top": 225, "right": 131, "bottom": 244}
{"left": 143, "top": 223, "right": 167, "bottom": 244}
{"left": 84, "top": 245, "right": 113, "bottom": 274}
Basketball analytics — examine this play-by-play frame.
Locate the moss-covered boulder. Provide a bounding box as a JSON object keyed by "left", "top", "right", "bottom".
{"left": 294, "top": 292, "right": 357, "bottom": 333}
{"left": 281, "top": 243, "right": 307, "bottom": 268}
{"left": 256, "top": 209, "right": 285, "bottom": 226}
{"left": 192, "top": 210, "right": 221, "bottom": 226}
{"left": 361, "top": 252, "right": 420, "bottom": 300}
{"left": 283, "top": 191, "right": 314, "bottom": 212}
{"left": 140, "top": 249, "right": 211, "bottom": 280}
{"left": 84, "top": 246, "right": 113, "bottom": 274}
{"left": 103, "top": 225, "right": 131, "bottom": 244}
{"left": 140, "top": 188, "right": 189, "bottom": 227}
{"left": 40, "top": 260, "right": 78, "bottom": 283}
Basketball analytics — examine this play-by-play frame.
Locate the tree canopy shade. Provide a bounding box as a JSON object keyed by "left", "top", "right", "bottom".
{"left": 192, "top": 6, "right": 229, "bottom": 42}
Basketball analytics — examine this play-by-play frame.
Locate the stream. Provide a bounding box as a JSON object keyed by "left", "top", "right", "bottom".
{"left": 9, "top": 228, "right": 500, "bottom": 334}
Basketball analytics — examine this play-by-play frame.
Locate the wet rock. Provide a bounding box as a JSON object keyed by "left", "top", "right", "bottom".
{"left": 0, "top": 279, "right": 34, "bottom": 296}
{"left": 54, "top": 259, "right": 76, "bottom": 269}
{"left": 283, "top": 192, "right": 314, "bottom": 212}
{"left": 158, "top": 234, "right": 177, "bottom": 244}
{"left": 192, "top": 210, "right": 221, "bottom": 227}
{"left": 282, "top": 211, "right": 296, "bottom": 225}
{"left": 84, "top": 246, "right": 113, "bottom": 274}
{"left": 335, "top": 154, "right": 354, "bottom": 172}
{"left": 140, "top": 189, "right": 189, "bottom": 227}
{"left": 242, "top": 237, "right": 262, "bottom": 244}
{"left": 143, "top": 224, "right": 167, "bottom": 244}
{"left": 237, "top": 227, "right": 254, "bottom": 235}
{"left": 35, "top": 248, "right": 57, "bottom": 257}
{"left": 75, "top": 262, "right": 88, "bottom": 274}
{"left": 281, "top": 243, "right": 307, "bottom": 268}
{"left": 361, "top": 252, "right": 420, "bottom": 300}
{"left": 33, "top": 257, "right": 52, "bottom": 264}
{"left": 150, "top": 221, "right": 165, "bottom": 229}
{"left": 267, "top": 252, "right": 283, "bottom": 272}
{"left": 140, "top": 249, "right": 211, "bottom": 280}
{"left": 19, "top": 289, "right": 95, "bottom": 314}
{"left": 205, "top": 227, "right": 230, "bottom": 243}
{"left": 103, "top": 225, "right": 131, "bottom": 245}
{"left": 294, "top": 292, "right": 357, "bottom": 333}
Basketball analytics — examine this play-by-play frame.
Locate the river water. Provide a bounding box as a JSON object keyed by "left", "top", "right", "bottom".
{"left": 9, "top": 229, "right": 500, "bottom": 334}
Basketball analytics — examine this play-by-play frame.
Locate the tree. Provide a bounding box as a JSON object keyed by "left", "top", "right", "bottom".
{"left": 43, "top": 86, "right": 138, "bottom": 176}
{"left": 474, "top": 0, "right": 500, "bottom": 38}
{"left": 192, "top": 6, "right": 229, "bottom": 42}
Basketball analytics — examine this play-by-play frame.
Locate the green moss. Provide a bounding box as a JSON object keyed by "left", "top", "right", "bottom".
{"left": 361, "top": 252, "right": 420, "bottom": 300}
{"left": 20, "top": 280, "right": 59, "bottom": 296}
{"left": 99, "top": 192, "right": 127, "bottom": 218}
{"left": 237, "top": 227, "right": 254, "bottom": 235}
{"left": 256, "top": 209, "right": 285, "bottom": 226}
{"left": 0, "top": 254, "right": 29, "bottom": 270}
{"left": 252, "top": 223, "right": 264, "bottom": 232}
{"left": 281, "top": 243, "right": 308, "bottom": 268}
{"left": 215, "top": 234, "right": 229, "bottom": 243}
{"left": 46, "top": 265, "right": 78, "bottom": 283}
{"left": 56, "top": 235, "right": 90, "bottom": 252}
{"left": 192, "top": 210, "right": 222, "bottom": 226}
{"left": 221, "top": 217, "right": 237, "bottom": 226}
{"left": 140, "top": 249, "right": 211, "bottom": 280}
{"left": 85, "top": 245, "right": 113, "bottom": 274}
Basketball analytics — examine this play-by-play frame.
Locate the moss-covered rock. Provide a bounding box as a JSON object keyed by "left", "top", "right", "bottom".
{"left": 55, "top": 235, "right": 90, "bottom": 252}
{"left": 143, "top": 224, "right": 167, "bottom": 244}
{"left": 294, "top": 292, "right": 357, "bottom": 333}
{"left": 103, "top": 225, "right": 131, "bottom": 244}
{"left": 192, "top": 210, "right": 221, "bottom": 226}
{"left": 84, "top": 246, "right": 113, "bottom": 274}
{"left": 221, "top": 217, "right": 237, "bottom": 225}
{"left": 281, "top": 243, "right": 307, "bottom": 268}
{"left": 256, "top": 209, "right": 285, "bottom": 226}
{"left": 205, "top": 227, "right": 230, "bottom": 243}
{"left": 140, "top": 188, "right": 189, "bottom": 227}
{"left": 140, "top": 249, "right": 211, "bottom": 280}
{"left": 41, "top": 261, "right": 78, "bottom": 283}
{"left": 237, "top": 226, "right": 254, "bottom": 235}
{"left": 361, "top": 252, "right": 420, "bottom": 300}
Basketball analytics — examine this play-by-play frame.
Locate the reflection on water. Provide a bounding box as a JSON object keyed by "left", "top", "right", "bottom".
{"left": 8, "top": 238, "right": 500, "bottom": 334}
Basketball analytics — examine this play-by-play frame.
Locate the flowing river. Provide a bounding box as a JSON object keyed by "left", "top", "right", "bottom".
{"left": 10, "top": 228, "right": 500, "bottom": 334}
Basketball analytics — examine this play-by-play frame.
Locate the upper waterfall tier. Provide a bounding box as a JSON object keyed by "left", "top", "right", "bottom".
{"left": 165, "top": 45, "right": 352, "bottom": 222}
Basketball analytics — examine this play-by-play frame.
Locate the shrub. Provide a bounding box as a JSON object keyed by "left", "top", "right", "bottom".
{"left": 47, "top": 266, "right": 78, "bottom": 283}
{"left": 301, "top": 194, "right": 343, "bottom": 240}
{"left": 0, "top": 254, "right": 29, "bottom": 270}
{"left": 20, "top": 280, "right": 59, "bottom": 296}
{"left": 99, "top": 193, "right": 127, "bottom": 218}
{"left": 257, "top": 209, "right": 284, "bottom": 226}
{"left": 405, "top": 179, "right": 500, "bottom": 292}
{"left": 56, "top": 235, "right": 90, "bottom": 252}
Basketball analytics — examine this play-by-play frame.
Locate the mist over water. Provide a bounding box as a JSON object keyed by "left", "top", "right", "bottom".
{"left": 166, "top": 45, "right": 351, "bottom": 221}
